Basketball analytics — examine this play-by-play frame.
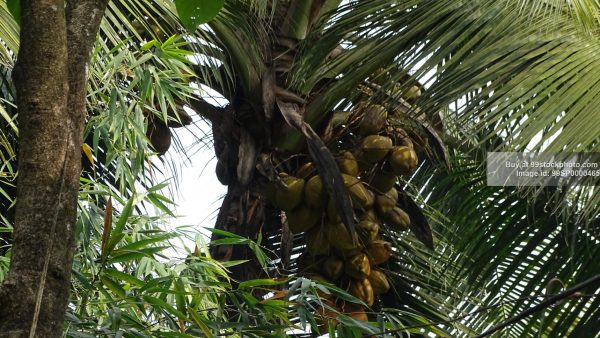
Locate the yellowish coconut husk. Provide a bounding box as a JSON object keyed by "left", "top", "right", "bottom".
{"left": 368, "top": 269, "right": 391, "bottom": 295}
{"left": 342, "top": 174, "right": 375, "bottom": 209}
{"left": 365, "top": 240, "right": 392, "bottom": 265}
{"left": 274, "top": 174, "right": 305, "bottom": 211}
{"left": 345, "top": 253, "right": 372, "bottom": 280}
{"left": 389, "top": 146, "right": 418, "bottom": 175}
{"left": 348, "top": 278, "right": 375, "bottom": 306}
{"left": 326, "top": 221, "right": 358, "bottom": 252}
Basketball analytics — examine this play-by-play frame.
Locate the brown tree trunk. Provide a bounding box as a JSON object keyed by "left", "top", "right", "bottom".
{"left": 0, "top": 1, "right": 108, "bottom": 337}
{"left": 211, "top": 180, "right": 278, "bottom": 283}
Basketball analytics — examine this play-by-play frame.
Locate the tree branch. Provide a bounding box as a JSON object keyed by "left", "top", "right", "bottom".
{"left": 188, "top": 96, "right": 227, "bottom": 123}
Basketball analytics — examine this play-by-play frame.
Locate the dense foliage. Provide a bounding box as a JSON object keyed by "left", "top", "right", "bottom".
{"left": 0, "top": 0, "right": 598, "bottom": 337}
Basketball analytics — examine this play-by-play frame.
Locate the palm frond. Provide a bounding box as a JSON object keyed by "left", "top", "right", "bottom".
{"left": 410, "top": 151, "right": 600, "bottom": 336}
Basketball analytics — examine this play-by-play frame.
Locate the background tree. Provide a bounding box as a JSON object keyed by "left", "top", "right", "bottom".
{"left": 0, "top": 0, "right": 109, "bottom": 336}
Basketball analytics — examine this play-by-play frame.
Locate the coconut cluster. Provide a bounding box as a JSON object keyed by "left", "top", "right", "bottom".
{"left": 266, "top": 102, "right": 419, "bottom": 327}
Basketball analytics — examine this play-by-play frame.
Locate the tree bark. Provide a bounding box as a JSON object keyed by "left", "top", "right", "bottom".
{"left": 0, "top": 1, "right": 108, "bottom": 337}
{"left": 211, "top": 181, "right": 274, "bottom": 283}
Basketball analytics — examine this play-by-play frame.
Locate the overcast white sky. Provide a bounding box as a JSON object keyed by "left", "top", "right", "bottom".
{"left": 157, "top": 114, "right": 226, "bottom": 252}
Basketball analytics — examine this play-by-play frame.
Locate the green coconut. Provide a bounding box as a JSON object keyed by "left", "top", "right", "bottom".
{"left": 304, "top": 175, "right": 326, "bottom": 208}
{"left": 359, "top": 135, "right": 393, "bottom": 163}
{"left": 337, "top": 151, "right": 360, "bottom": 177}
{"left": 326, "top": 221, "right": 358, "bottom": 252}
{"left": 273, "top": 175, "right": 305, "bottom": 211}
{"left": 287, "top": 205, "right": 321, "bottom": 234}
{"left": 389, "top": 146, "right": 418, "bottom": 175}
{"left": 342, "top": 174, "right": 375, "bottom": 209}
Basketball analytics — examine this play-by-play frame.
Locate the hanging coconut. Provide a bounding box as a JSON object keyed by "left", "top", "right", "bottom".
{"left": 404, "top": 85, "right": 422, "bottom": 103}
{"left": 359, "top": 209, "right": 380, "bottom": 223}
{"left": 358, "top": 104, "right": 388, "bottom": 136}
{"left": 342, "top": 174, "right": 375, "bottom": 209}
{"left": 368, "top": 269, "right": 390, "bottom": 295}
{"left": 365, "top": 240, "right": 392, "bottom": 265}
{"left": 359, "top": 135, "right": 393, "bottom": 163}
{"left": 326, "top": 221, "right": 358, "bottom": 252}
{"left": 384, "top": 206, "right": 410, "bottom": 232}
{"left": 368, "top": 172, "right": 397, "bottom": 193}
{"left": 389, "top": 146, "right": 418, "bottom": 175}
{"left": 356, "top": 219, "right": 380, "bottom": 244}
{"left": 304, "top": 175, "right": 326, "bottom": 208}
{"left": 348, "top": 278, "right": 374, "bottom": 306}
{"left": 287, "top": 205, "right": 321, "bottom": 234}
{"left": 274, "top": 174, "right": 304, "bottom": 211}
{"left": 337, "top": 151, "right": 359, "bottom": 177}
{"left": 321, "top": 256, "right": 344, "bottom": 281}
{"left": 345, "top": 253, "right": 371, "bottom": 280}
{"left": 341, "top": 302, "right": 368, "bottom": 321}
{"left": 375, "top": 187, "right": 398, "bottom": 214}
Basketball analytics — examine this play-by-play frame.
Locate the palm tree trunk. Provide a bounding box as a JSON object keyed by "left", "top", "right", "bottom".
{"left": 211, "top": 178, "right": 281, "bottom": 282}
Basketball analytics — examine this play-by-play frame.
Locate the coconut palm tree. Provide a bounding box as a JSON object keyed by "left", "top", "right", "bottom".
{"left": 0, "top": 0, "right": 598, "bottom": 336}
{"left": 181, "top": 1, "right": 600, "bottom": 336}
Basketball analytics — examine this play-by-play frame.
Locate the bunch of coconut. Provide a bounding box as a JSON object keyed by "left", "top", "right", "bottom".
{"left": 265, "top": 102, "right": 419, "bottom": 327}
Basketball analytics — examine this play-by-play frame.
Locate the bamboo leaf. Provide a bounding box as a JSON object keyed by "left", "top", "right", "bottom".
{"left": 188, "top": 309, "right": 214, "bottom": 338}
{"left": 107, "top": 247, "right": 167, "bottom": 264}
{"left": 173, "top": 278, "right": 187, "bottom": 315}
{"left": 238, "top": 278, "right": 288, "bottom": 290}
{"left": 143, "top": 295, "right": 187, "bottom": 320}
